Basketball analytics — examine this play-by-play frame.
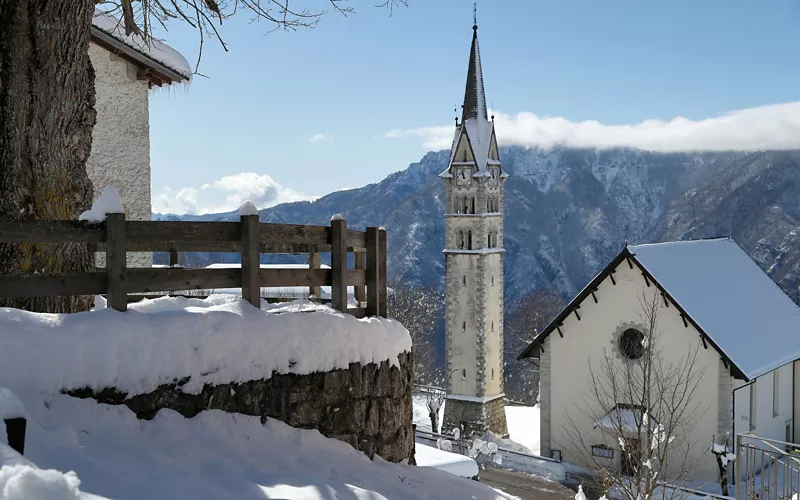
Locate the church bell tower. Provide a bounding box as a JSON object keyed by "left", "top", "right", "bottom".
{"left": 440, "top": 18, "right": 508, "bottom": 438}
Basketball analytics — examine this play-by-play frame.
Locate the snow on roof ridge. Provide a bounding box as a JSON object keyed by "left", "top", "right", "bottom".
{"left": 92, "top": 9, "right": 192, "bottom": 80}
{"left": 629, "top": 237, "right": 732, "bottom": 250}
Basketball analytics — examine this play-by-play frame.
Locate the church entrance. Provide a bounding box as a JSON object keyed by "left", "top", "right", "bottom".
{"left": 621, "top": 438, "right": 641, "bottom": 477}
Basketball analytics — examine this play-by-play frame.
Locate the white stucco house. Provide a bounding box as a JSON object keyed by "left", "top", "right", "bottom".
{"left": 733, "top": 356, "right": 800, "bottom": 448}
{"left": 88, "top": 11, "right": 192, "bottom": 266}
{"left": 518, "top": 238, "right": 800, "bottom": 482}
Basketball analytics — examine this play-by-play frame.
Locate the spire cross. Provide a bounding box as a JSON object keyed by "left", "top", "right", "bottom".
{"left": 473, "top": 2, "right": 477, "bottom": 29}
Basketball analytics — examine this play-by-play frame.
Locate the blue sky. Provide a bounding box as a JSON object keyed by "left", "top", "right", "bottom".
{"left": 149, "top": 0, "right": 800, "bottom": 214}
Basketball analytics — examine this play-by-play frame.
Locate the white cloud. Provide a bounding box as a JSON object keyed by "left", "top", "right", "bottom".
{"left": 153, "top": 172, "right": 317, "bottom": 215}
{"left": 385, "top": 126, "right": 454, "bottom": 150}
{"left": 307, "top": 132, "right": 334, "bottom": 144}
{"left": 385, "top": 101, "right": 800, "bottom": 152}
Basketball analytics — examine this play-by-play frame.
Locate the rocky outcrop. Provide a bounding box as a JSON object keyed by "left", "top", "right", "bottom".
{"left": 67, "top": 352, "right": 414, "bottom": 463}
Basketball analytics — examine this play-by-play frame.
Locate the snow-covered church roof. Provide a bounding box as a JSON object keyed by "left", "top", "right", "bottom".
{"left": 520, "top": 238, "right": 800, "bottom": 381}
{"left": 441, "top": 24, "right": 501, "bottom": 177}
{"left": 629, "top": 238, "right": 800, "bottom": 379}
{"left": 91, "top": 9, "right": 192, "bottom": 85}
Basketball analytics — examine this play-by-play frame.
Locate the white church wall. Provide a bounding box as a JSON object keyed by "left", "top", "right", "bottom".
{"left": 734, "top": 361, "right": 795, "bottom": 446}
{"left": 545, "top": 261, "right": 727, "bottom": 482}
{"left": 87, "top": 43, "right": 152, "bottom": 268}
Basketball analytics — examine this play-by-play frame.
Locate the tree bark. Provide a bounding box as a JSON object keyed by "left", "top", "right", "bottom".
{"left": 0, "top": 0, "right": 96, "bottom": 312}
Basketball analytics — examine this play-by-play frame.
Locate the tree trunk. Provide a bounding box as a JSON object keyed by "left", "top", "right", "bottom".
{"left": 429, "top": 410, "right": 438, "bottom": 434}
{"left": 716, "top": 455, "right": 730, "bottom": 496}
{"left": 0, "top": 0, "right": 96, "bottom": 313}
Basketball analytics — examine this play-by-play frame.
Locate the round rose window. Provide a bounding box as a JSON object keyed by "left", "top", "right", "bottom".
{"left": 619, "top": 328, "right": 646, "bottom": 359}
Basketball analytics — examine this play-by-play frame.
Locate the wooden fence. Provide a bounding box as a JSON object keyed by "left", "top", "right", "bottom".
{"left": 0, "top": 214, "right": 387, "bottom": 317}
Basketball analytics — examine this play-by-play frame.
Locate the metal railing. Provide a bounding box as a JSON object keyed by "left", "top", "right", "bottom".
{"left": 735, "top": 433, "right": 800, "bottom": 500}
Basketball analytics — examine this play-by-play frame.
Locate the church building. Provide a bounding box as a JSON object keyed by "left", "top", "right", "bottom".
{"left": 440, "top": 21, "right": 509, "bottom": 438}
{"left": 519, "top": 238, "right": 800, "bottom": 482}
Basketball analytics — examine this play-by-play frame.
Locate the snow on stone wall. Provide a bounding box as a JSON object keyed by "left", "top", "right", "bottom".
{"left": 0, "top": 295, "right": 411, "bottom": 397}
{"left": 87, "top": 43, "right": 151, "bottom": 268}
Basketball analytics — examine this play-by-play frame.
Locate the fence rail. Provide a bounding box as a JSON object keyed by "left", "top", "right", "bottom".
{"left": 0, "top": 214, "right": 387, "bottom": 317}
{"left": 735, "top": 433, "right": 800, "bottom": 500}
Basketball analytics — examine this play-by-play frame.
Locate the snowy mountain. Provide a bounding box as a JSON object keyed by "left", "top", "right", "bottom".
{"left": 157, "top": 147, "right": 800, "bottom": 304}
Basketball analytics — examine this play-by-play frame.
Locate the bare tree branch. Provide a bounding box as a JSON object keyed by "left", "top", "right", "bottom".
{"left": 97, "top": 0, "right": 395, "bottom": 73}
{"left": 563, "top": 288, "right": 710, "bottom": 500}
{"left": 387, "top": 283, "right": 444, "bottom": 386}
{"left": 503, "top": 289, "right": 564, "bottom": 404}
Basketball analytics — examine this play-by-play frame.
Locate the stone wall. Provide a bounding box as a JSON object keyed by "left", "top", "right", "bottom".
{"left": 717, "top": 358, "right": 733, "bottom": 439}
{"left": 539, "top": 341, "right": 551, "bottom": 458}
{"left": 442, "top": 396, "right": 509, "bottom": 438}
{"left": 67, "top": 352, "right": 414, "bottom": 463}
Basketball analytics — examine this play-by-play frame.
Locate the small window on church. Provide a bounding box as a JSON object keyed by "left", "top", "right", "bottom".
{"left": 467, "top": 230, "right": 473, "bottom": 250}
{"left": 491, "top": 321, "right": 494, "bottom": 332}
{"left": 491, "top": 368, "right": 495, "bottom": 380}
{"left": 462, "top": 321, "right": 466, "bottom": 333}
{"left": 591, "top": 445, "right": 614, "bottom": 459}
{"left": 462, "top": 369, "right": 467, "bottom": 380}
{"left": 458, "top": 231, "right": 465, "bottom": 249}
{"left": 462, "top": 275, "right": 466, "bottom": 286}
{"left": 492, "top": 275, "right": 495, "bottom": 286}
{"left": 619, "top": 328, "right": 646, "bottom": 360}
{"left": 488, "top": 234, "right": 492, "bottom": 247}
{"left": 470, "top": 197, "right": 475, "bottom": 214}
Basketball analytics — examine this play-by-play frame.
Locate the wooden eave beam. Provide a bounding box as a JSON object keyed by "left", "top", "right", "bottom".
{"left": 90, "top": 31, "right": 184, "bottom": 87}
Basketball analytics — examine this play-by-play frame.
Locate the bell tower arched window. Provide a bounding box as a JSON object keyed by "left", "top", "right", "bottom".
{"left": 458, "top": 230, "right": 465, "bottom": 249}
{"left": 467, "top": 230, "right": 473, "bottom": 250}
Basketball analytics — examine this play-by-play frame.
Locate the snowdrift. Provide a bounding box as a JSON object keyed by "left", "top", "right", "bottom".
{"left": 0, "top": 393, "right": 515, "bottom": 500}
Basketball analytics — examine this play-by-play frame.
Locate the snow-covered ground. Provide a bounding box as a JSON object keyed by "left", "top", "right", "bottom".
{"left": 414, "top": 443, "right": 479, "bottom": 478}
{"left": 412, "top": 394, "right": 540, "bottom": 455}
{"left": 504, "top": 406, "right": 540, "bottom": 456}
{"left": 0, "top": 393, "right": 517, "bottom": 500}
{"left": 0, "top": 295, "right": 409, "bottom": 397}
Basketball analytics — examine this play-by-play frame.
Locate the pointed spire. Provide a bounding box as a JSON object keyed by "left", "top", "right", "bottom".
{"left": 461, "top": 18, "right": 488, "bottom": 123}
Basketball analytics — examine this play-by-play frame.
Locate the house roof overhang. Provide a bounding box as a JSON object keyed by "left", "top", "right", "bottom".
{"left": 90, "top": 27, "right": 190, "bottom": 87}
{"left": 516, "top": 246, "right": 749, "bottom": 381}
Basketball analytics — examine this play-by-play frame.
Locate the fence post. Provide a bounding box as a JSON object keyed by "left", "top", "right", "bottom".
{"left": 735, "top": 433, "right": 742, "bottom": 497}
{"left": 366, "top": 227, "right": 380, "bottom": 317}
{"left": 308, "top": 252, "right": 321, "bottom": 299}
{"left": 330, "top": 216, "right": 348, "bottom": 313}
{"left": 105, "top": 213, "right": 127, "bottom": 312}
{"left": 379, "top": 227, "right": 388, "bottom": 317}
{"left": 354, "top": 251, "right": 366, "bottom": 306}
{"left": 169, "top": 248, "right": 179, "bottom": 267}
{"left": 240, "top": 215, "right": 261, "bottom": 308}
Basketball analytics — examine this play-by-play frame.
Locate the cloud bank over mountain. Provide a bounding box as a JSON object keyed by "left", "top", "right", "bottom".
{"left": 387, "top": 101, "right": 800, "bottom": 152}
{"left": 153, "top": 172, "right": 317, "bottom": 215}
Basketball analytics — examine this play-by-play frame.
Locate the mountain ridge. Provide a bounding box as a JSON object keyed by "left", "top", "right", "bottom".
{"left": 155, "top": 146, "right": 800, "bottom": 305}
